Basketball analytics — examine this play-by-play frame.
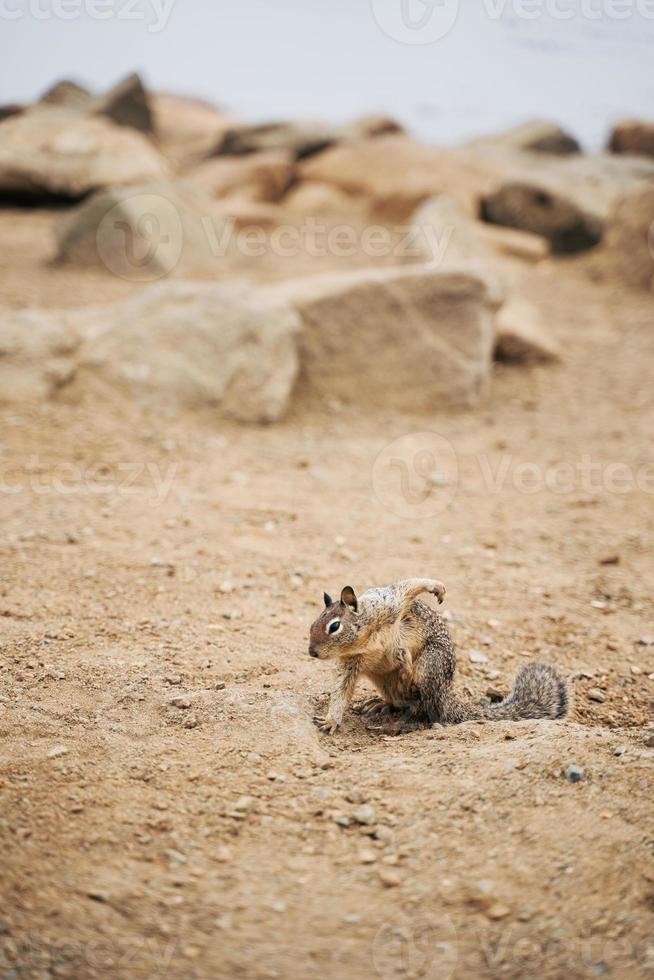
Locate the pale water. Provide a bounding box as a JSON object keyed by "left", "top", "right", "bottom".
{"left": 2, "top": 0, "right": 653, "bottom": 149}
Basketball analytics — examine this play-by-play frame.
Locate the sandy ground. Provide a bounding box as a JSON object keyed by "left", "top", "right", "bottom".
{"left": 1, "top": 208, "right": 654, "bottom": 980}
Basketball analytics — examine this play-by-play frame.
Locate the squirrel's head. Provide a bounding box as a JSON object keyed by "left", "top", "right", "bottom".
{"left": 308, "top": 587, "right": 362, "bottom": 660}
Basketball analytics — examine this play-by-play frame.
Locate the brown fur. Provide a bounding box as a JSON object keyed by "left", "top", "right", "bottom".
{"left": 308, "top": 580, "right": 568, "bottom": 734}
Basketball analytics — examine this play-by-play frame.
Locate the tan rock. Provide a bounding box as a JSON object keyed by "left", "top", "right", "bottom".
{"left": 467, "top": 120, "right": 580, "bottom": 156}
{"left": 609, "top": 119, "right": 654, "bottom": 160}
{"left": 151, "top": 93, "right": 233, "bottom": 168}
{"left": 0, "top": 108, "right": 169, "bottom": 201}
{"left": 282, "top": 180, "right": 370, "bottom": 217}
{"left": 268, "top": 264, "right": 500, "bottom": 411}
{"left": 216, "top": 120, "right": 335, "bottom": 159}
{"left": 55, "top": 179, "right": 221, "bottom": 279}
{"left": 188, "top": 149, "right": 294, "bottom": 203}
{"left": 0, "top": 308, "right": 80, "bottom": 402}
{"left": 495, "top": 298, "right": 561, "bottom": 364}
{"left": 600, "top": 184, "right": 654, "bottom": 290}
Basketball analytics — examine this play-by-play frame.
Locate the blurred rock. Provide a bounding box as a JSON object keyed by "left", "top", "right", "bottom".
{"left": 495, "top": 298, "right": 561, "bottom": 364}
{"left": 281, "top": 180, "right": 369, "bottom": 217}
{"left": 188, "top": 149, "right": 294, "bottom": 203}
{"left": 609, "top": 119, "right": 654, "bottom": 160}
{"left": 268, "top": 265, "right": 500, "bottom": 411}
{"left": 215, "top": 120, "right": 336, "bottom": 159}
{"left": 0, "top": 108, "right": 169, "bottom": 202}
{"left": 55, "top": 178, "right": 219, "bottom": 278}
{"left": 93, "top": 72, "right": 153, "bottom": 133}
{"left": 476, "top": 223, "right": 550, "bottom": 262}
{"left": 479, "top": 154, "right": 654, "bottom": 253}
{"left": 339, "top": 114, "right": 404, "bottom": 141}
{"left": 0, "top": 308, "right": 80, "bottom": 402}
{"left": 74, "top": 281, "right": 300, "bottom": 422}
{"left": 467, "top": 120, "right": 580, "bottom": 156}
{"left": 299, "top": 135, "right": 499, "bottom": 220}
{"left": 408, "top": 195, "right": 492, "bottom": 268}
{"left": 39, "top": 79, "right": 92, "bottom": 110}
{"left": 600, "top": 185, "right": 654, "bottom": 291}
{"left": 151, "top": 92, "right": 232, "bottom": 168}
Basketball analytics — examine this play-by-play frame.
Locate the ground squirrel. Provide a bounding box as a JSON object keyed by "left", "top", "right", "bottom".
{"left": 308, "top": 578, "right": 568, "bottom": 734}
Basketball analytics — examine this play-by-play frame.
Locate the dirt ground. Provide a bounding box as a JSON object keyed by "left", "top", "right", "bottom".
{"left": 1, "top": 208, "right": 653, "bottom": 980}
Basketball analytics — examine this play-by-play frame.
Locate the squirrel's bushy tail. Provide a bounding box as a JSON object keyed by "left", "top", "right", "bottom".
{"left": 483, "top": 662, "right": 568, "bottom": 721}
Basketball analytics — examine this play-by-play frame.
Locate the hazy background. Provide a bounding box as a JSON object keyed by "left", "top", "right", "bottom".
{"left": 2, "top": 0, "right": 653, "bottom": 148}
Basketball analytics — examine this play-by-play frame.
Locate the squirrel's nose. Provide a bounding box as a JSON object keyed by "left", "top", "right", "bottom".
{"left": 309, "top": 646, "right": 319, "bottom": 658}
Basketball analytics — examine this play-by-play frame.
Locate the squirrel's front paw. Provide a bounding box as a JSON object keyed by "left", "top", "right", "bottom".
{"left": 430, "top": 580, "right": 446, "bottom": 604}
{"left": 314, "top": 715, "right": 340, "bottom": 734}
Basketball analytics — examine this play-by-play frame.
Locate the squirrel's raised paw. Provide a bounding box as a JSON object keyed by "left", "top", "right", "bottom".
{"left": 313, "top": 715, "right": 339, "bottom": 734}
{"left": 430, "top": 580, "right": 446, "bottom": 604}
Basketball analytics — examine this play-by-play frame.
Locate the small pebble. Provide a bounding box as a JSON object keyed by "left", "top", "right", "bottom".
{"left": 170, "top": 696, "right": 192, "bottom": 709}
{"left": 469, "top": 649, "right": 488, "bottom": 664}
{"left": 352, "top": 804, "right": 376, "bottom": 826}
{"left": 587, "top": 689, "right": 606, "bottom": 703}
{"left": 378, "top": 869, "right": 402, "bottom": 888}
{"left": 564, "top": 765, "right": 585, "bottom": 783}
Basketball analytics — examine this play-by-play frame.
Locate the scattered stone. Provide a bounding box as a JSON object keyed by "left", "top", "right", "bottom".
{"left": 564, "top": 765, "right": 585, "bottom": 783}
{"left": 486, "top": 903, "right": 511, "bottom": 921}
{"left": 170, "top": 696, "right": 192, "bottom": 709}
{"left": 47, "top": 745, "right": 68, "bottom": 759}
{"left": 218, "top": 581, "right": 234, "bottom": 594}
{"left": 587, "top": 689, "right": 606, "bottom": 703}
{"left": 644, "top": 735, "right": 654, "bottom": 748}
{"left": 233, "top": 796, "right": 255, "bottom": 814}
{"left": 352, "top": 804, "right": 376, "bottom": 826}
{"left": 165, "top": 674, "right": 182, "bottom": 686}
{"left": 359, "top": 849, "right": 377, "bottom": 864}
{"left": 214, "top": 680, "right": 227, "bottom": 691}
{"left": 378, "top": 869, "right": 402, "bottom": 888}
{"left": 599, "top": 554, "right": 620, "bottom": 566}
{"left": 609, "top": 119, "right": 654, "bottom": 159}
{"left": 183, "top": 715, "right": 200, "bottom": 730}
{"left": 637, "top": 635, "right": 654, "bottom": 647}
{"left": 469, "top": 649, "right": 489, "bottom": 664}
{"left": 613, "top": 747, "right": 626, "bottom": 756}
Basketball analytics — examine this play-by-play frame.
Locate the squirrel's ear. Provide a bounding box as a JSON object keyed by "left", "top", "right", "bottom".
{"left": 340, "top": 586, "right": 358, "bottom": 611}
{"left": 323, "top": 592, "right": 333, "bottom": 607}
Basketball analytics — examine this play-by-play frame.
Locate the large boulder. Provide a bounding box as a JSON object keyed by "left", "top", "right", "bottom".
{"left": 39, "top": 73, "right": 152, "bottom": 132}
{"left": 600, "top": 185, "right": 654, "bottom": 291}
{"left": 408, "top": 195, "right": 492, "bottom": 269}
{"left": 479, "top": 154, "right": 654, "bottom": 253}
{"left": 150, "top": 93, "right": 232, "bottom": 168}
{"left": 188, "top": 150, "right": 294, "bottom": 203}
{"left": 609, "top": 120, "right": 654, "bottom": 160}
{"left": 55, "top": 179, "right": 222, "bottom": 280}
{"left": 467, "top": 120, "right": 580, "bottom": 156}
{"left": 0, "top": 282, "right": 301, "bottom": 422}
{"left": 0, "top": 108, "right": 169, "bottom": 202}
{"left": 267, "top": 265, "right": 500, "bottom": 410}
{"left": 215, "top": 121, "right": 336, "bottom": 159}
{"left": 75, "top": 282, "right": 301, "bottom": 421}
{"left": 298, "top": 135, "right": 500, "bottom": 220}
{"left": 0, "top": 309, "right": 80, "bottom": 402}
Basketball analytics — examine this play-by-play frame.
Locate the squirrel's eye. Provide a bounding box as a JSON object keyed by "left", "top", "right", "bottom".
{"left": 328, "top": 620, "right": 341, "bottom": 635}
